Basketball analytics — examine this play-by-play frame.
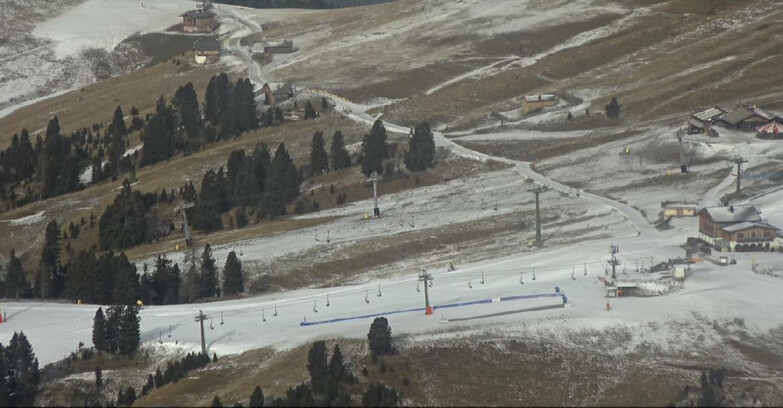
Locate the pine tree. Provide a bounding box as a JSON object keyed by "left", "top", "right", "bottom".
{"left": 95, "top": 366, "right": 103, "bottom": 389}
{"left": 145, "top": 374, "right": 155, "bottom": 394}
{"left": 328, "top": 344, "right": 350, "bottom": 383}
{"left": 367, "top": 317, "right": 393, "bottom": 356}
{"left": 105, "top": 305, "right": 122, "bottom": 353}
{"left": 404, "top": 121, "right": 435, "bottom": 172}
{"left": 310, "top": 131, "right": 329, "bottom": 176}
{"left": 212, "top": 395, "right": 223, "bottom": 407}
{"left": 5, "top": 249, "right": 29, "bottom": 299}
{"left": 321, "top": 97, "right": 329, "bottom": 110}
{"left": 307, "top": 341, "right": 329, "bottom": 392}
{"left": 124, "top": 386, "right": 136, "bottom": 406}
{"left": 200, "top": 244, "right": 218, "bottom": 298}
{"left": 118, "top": 305, "right": 140, "bottom": 355}
{"left": 249, "top": 385, "right": 264, "bottom": 408}
{"left": 605, "top": 96, "right": 621, "bottom": 119}
{"left": 329, "top": 131, "right": 351, "bottom": 170}
{"left": 205, "top": 76, "right": 220, "bottom": 124}
{"left": 181, "top": 262, "right": 200, "bottom": 303}
{"left": 109, "top": 106, "right": 127, "bottom": 137}
{"left": 361, "top": 120, "right": 388, "bottom": 176}
{"left": 7, "top": 332, "right": 40, "bottom": 406}
{"left": 173, "top": 82, "right": 203, "bottom": 140}
{"left": 260, "top": 143, "right": 301, "bottom": 218}
{"left": 362, "top": 382, "right": 400, "bottom": 407}
{"left": 154, "top": 368, "right": 164, "bottom": 388}
{"left": 304, "top": 100, "right": 317, "bottom": 119}
{"left": 92, "top": 307, "right": 107, "bottom": 352}
{"left": 222, "top": 251, "right": 244, "bottom": 296}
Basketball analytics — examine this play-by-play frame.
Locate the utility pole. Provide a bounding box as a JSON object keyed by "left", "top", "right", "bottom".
{"left": 418, "top": 270, "right": 434, "bottom": 315}
{"left": 528, "top": 184, "right": 550, "bottom": 245}
{"left": 677, "top": 128, "right": 687, "bottom": 173}
{"left": 369, "top": 171, "right": 381, "bottom": 217}
{"left": 729, "top": 156, "right": 749, "bottom": 194}
{"left": 194, "top": 310, "right": 208, "bottom": 355}
{"left": 181, "top": 202, "right": 195, "bottom": 247}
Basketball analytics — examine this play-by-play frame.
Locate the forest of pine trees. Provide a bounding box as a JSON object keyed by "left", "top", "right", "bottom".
{"left": 91, "top": 305, "right": 141, "bottom": 355}
{"left": 98, "top": 179, "right": 159, "bottom": 251}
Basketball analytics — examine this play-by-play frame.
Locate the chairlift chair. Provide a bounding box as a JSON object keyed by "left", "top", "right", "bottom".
{"left": 468, "top": 275, "right": 473, "bottom": 289}
{"left": 209, "top": 317, "right": 214, "bottom": 330}
{"left": 326, "top": 231, "right": 331, "bottom": 244}
{"left": 480, "top": 271, "right": 485, "bottom": 284}
{"left": 519, "top": 273, "right": 524, "bottom": 285}
{"left": 365, "top": 290, "right": 370, "bottom": 303}
{"left": 377, "top": 284, "right": 382, "bottom": 297}
{"left": 273, "top": 303, "right": 278, "bottom": 317}
{"left": 416, "top": 280, "right": 421, "bottom": 292}
{"left": 168, "top": 325, "right": 172, "bottom": 338}
{"left": 262, "top": 308, "right": 266, "bottom": 322}
{"left": 220, "top": 312, "right": 224, "bottom": 325}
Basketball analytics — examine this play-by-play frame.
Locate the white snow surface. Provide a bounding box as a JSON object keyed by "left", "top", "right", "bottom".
{"left": 32, "top": 0, "right": 188, "bottom": 59}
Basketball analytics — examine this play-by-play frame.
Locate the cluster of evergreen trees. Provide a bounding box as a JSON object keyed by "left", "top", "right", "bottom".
{"left": 0, "top": 332, "right": 40, "bottom": 407}
{"left": 605, "top": 96, "right": 621, "bottom": 119}
{"left": 98, "top": 179, "right": 160, "bottom": 251}
{"left": 91, "top": 305, "right": 140, "bottom": 355}
{"left": 65, "top": 250, "right": 140, "bottom": 304}
{"left": 193, "top": 142, "right": 301, "bottom": 232}
{"left": 205, "top": 73, "right": 259, "bottom": 139}
{"left": 139, "top": 255, "right": 182, "bottom": 305}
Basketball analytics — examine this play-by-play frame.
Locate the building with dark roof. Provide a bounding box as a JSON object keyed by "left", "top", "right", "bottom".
{"left": 193, "top": 38, "right": 220, "bottom": 64}
{"left": 698, "top": 205, "right": 779, "bottom": 251}
{"left": 715, "top": 106, "right": 772, "bottom": 131}
{"left": 181, "top": 9, "right": 217, "bottom": 33}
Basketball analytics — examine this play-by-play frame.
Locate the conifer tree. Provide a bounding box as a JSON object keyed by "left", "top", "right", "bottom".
{"left": 362, "top": 382, "right": 400, "bottom": 407}
{"left": 173, "top": 82, "right": 203, "bottom": 140}
{"left": 5, "top": 249, "right": 29, "bottom": 299}
{"left": 329, "top": 131, "right": 351, "bottom": 170}
{"left": 118, "top": 305, "right": 140, "bottom": 355}
{"left": 367, "top": 317, "right": 393, "bottom": 356}
{"left": 154, "top": 368, "right": 164, "bottom": 388}
{"left": 222, "top": 251, "right": 244, "bottom": 296}
{"left": 304, "top": 100, "right": 317, "bottom": 119}
{"left": 105, "top": 305, "right": 122, "bottom": 353}
{"left": 361, "top": 120, "right": 388, "bottom": 176}
{"left": 109, "top": 105, "right": 127, "bottom": 137}
{"left": 404, "top": 121, "right": 435, "bottom": 172}
{"left": 200, "top": 244, "right": 218, "bottom": 298}
{"left": 605, "top": 96, "right": 621, "bottom": 119}
{"left": 6, "top": 332, "right": 40, "bottom": 406}
{"left": 261, "top": 143, "right": 301, "bottom": 217}
{"left": 92, "top": 307, "right": 107, "bottom": 352}
{"left": 249, "top": 386, "right": 264, "bottom": 408}
{"left": 328, "top": 344, "right": 350, "bottom": 383}
{"left": 310, "top": 131, "right": 329, "bottom": 176}
{"left": 321, "top": 97, "right": 329, "bottom": 110}
{"left": 307, "top": 341, "right": 329, "bottom": 392}
{"left": 145, "top": 374, "right": 155, "bottom": 394}
{"left": 212, "top": 395, "right": 223, "bottom": 407}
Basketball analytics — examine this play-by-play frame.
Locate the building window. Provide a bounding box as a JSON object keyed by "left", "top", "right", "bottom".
{"left": 738, "top": 233, "right": 744, "bottom": 239}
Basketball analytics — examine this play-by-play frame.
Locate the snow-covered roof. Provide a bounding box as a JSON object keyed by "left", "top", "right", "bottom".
{"left": 700, "top": 206, "right": 761, "bottom": 224}
{"left": 661, "top": 201, "right": 698, "bottom": 209}
{"left": 524, "top": 94, "right": 556, "bottom": 102}
{"left": 693, "top": 107, "right": 724, "bottom": 122}
{"left": 181, "top": 9, "right": 216, "bottom": 19}
{"left": 721, "top": 221, "right": 779, "bottom": 233}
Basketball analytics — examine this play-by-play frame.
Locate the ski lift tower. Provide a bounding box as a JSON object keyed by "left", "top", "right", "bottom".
{"left": 194, "top": 310, "right": 209, "bottom": 355}
{"left": 418, "top": 270, "right": 434, "bottom": 315}
{"left": 528, "top": 184, "right": 550, "bottom": 245}
{"left": 369, "top": 171, "right": 381, "bottom": 217}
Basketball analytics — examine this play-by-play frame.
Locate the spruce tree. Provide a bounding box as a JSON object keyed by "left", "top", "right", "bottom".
{"left": 321, "top": 97, "right": 329, "bottom": 110}
{"left": 145, "top": 374, "right": 155, "bottom": 393}
{"left": 361, "top": 120, "right": 388, "bottom": 176}
{"left": 92, "top": 307, "right": 107, "bottom": 352}
{"left": 7, "top": 332, "right": 40, "bottom": 406}
{"left": 200, "top": 244, "right": 218, "bottom": 298}
{"left": 118, "top": 305, "right": 140, "bottom": 355}
{"left": 367, "top": 317, "right": 393, "bottom": 356}
{"left": 304, "top": 100, "right": 317, "bottom": 119}
{"left": 154, "top": 368, "right": 164, "bottom": 388}
{"left": 362, "top": 382, "right": 400, "bottom": 407}
{"left": 222, "top": 251, "right": 244, "bottom": 296}
{"left": 5, "top": 249, "right": 29, "bottom": 299}
{"left": 310, "top": 131, "right": 329, "bottom": 176}
{"left": 404, "top": 121, "right": 435, "bottom": 172}
{"left": 307, "top": 341, "right": 329, "bottom": 392}
{"left": 212, "top": 395, "right": 223, "bottom": 407}
{"left": 329, "top": 131, "right": 351, "bottom": 170}
{"left": 605, "top": 96, "right": 621, "bottom": 119}
{"left": 110, "top": 106, "right": 127, "bottom": 137}
{"left": 249, "top": 385, "right": 264, "bottom": 408}
{"left": 173, "top": 82, "right": 203, "bottom": 140}
{"left": 328, "top": 344, "right": 350, "bottom": 383}
{"left": 105, "top": 305, "right": 122, "bottom": 353}
{"left": 260, "top": 143, "right": 301, "bottom": 218}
